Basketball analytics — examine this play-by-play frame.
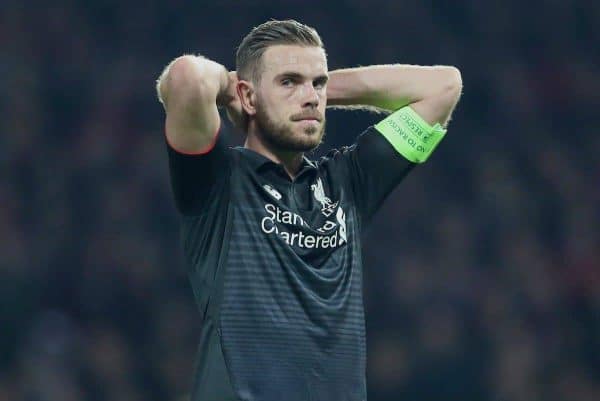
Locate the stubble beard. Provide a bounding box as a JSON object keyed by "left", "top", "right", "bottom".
{"left": 254, "top": 101, "right": 326, "bottom": 153}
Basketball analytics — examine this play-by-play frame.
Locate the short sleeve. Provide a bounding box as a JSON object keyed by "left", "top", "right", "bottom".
{"left": 166, "top": 129, "right": 231, "bottom": 216}
{"left": 343, "top": 126, "right": 417, "bottom": 227}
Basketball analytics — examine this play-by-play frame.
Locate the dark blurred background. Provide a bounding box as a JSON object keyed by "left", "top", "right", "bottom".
{"left": 1, "top": 1, "right": 598, "bottom": 400}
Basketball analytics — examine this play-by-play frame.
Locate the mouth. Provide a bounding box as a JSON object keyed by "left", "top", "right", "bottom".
{"left": 291, "top": 113, "right": 322, "bottom": 123}
{"left": 292, "top": 117, "right": 321, "bottom": 123}
{"left": 294, "top": 119, "right": 320, "bottom": 127}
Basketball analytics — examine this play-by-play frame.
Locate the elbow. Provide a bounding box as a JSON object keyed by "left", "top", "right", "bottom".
{"left": 439, "top": 66, "right": 462, "bottom": 98}
{"left": 445, "top": 66, "right": 463, "bottom": 100}
{"left": 448, "top": 66, "right": 462, "bottom": 85}
{"left": 158, "top": 55, "right": 217, "bottom": 108}
{"left": 430, "top": 67, "right": 462, "bottom": 114}
{"left": 156, "top": 56, "right": 199, "bottom": 107}
{"left": 430, "top": 67, "right": 463, "bottom": 127}
{"left": 165, "top": 56, "right": 204, "bottom": 93}
{"left": 169, "top": 55, "right": 201, "bottom": 79}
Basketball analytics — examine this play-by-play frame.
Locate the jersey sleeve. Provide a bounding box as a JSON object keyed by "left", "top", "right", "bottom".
{"left": 342, "top": 125, "right": 417, "bottom": 227}
{"left": 165, "top": 128, "right": 231, "bottom": 216}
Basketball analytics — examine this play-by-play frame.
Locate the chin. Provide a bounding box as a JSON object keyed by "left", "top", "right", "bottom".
{"left": 257, "top": 116, "right": 325, "bottom": 152}
{"left": 299, "top": 130, "right": 324, "bottom": 150}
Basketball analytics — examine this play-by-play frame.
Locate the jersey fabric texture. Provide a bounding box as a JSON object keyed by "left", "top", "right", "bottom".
{"left": 166, "top": 126, "right": 415, "bottom": 401}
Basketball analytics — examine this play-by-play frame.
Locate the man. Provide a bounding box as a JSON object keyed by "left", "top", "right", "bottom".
{"left": 156, "top": 19, "right": 461, "bottom": 401}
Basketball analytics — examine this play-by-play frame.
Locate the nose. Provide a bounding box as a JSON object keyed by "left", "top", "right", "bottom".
{"left": 300, "top": 82, "right": 319, "bottom": 108}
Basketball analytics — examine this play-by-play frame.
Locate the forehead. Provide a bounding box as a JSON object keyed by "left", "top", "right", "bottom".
{"left": 261, "top": 45, "right": 327, "bottom": 78}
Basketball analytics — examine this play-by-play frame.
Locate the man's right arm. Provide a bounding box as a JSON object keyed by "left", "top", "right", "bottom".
{"left": 157, "top": 55, "right": 232, "bottom": 152}
{"left": 156, "top": 55, "right": 236, "bottom": 215}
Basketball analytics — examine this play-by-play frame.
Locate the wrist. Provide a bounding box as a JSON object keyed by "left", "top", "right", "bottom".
{"left": 216, "top": 67, "right": 232, "bottom": 107}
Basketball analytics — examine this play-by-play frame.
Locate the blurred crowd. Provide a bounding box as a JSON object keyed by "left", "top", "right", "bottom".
{"left": 1, "top": 1, "right": 598, "bottom": 400}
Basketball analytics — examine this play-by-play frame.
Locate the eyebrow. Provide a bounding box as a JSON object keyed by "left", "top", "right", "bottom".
{"left": 275, "top": 72, "right": 329, "bottom": 83}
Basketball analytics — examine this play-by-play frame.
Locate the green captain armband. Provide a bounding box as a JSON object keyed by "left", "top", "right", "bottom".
{"left": 374, "top": 106, "right": 447, "bottom": 163}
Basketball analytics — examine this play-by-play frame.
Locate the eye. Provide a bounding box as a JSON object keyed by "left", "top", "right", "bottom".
{"left": 281, "top": 78, "right": 294, "bottom": 87}
{"left": 313, "top": 78, "right": 328, "bottom": 90}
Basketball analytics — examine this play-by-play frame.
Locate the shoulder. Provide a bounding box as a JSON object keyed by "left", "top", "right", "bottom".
{"left": 312, "top": 126, "right": 378, "bottom": 167}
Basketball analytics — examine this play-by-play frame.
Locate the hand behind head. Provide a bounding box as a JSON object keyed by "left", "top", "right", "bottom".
{"left": 218, "top": 70, "right": 247, "bottom": 133}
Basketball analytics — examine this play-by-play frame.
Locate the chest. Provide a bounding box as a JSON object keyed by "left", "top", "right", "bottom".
{"left": 230, "top": 168, "right": 354, "bottom": 254}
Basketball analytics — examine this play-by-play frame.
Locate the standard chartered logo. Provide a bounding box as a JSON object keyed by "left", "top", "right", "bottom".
{"left": 260, "top": 203, "right": 347, "bottom": 249}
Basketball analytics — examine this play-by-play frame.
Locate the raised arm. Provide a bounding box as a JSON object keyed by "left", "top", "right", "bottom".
{"left": 156, "top": 55, "right": 239, "bottom": 153}
{"left": 156, "top": 56, "right": 243, "bottom": 215}
{"left": 326, "top": 64, "right": 462, "bottom": 127}
{"left": 327, "top": 64, "right": 463, "bottom": 224}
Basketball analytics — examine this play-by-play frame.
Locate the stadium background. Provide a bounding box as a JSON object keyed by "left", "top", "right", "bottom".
{"left": 1, "top": 1, "right": 598, "bottom": 400}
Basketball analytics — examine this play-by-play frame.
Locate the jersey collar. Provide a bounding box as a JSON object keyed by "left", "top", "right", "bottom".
{"left": 235, "top": 146, "right": 317, "bottom": 173}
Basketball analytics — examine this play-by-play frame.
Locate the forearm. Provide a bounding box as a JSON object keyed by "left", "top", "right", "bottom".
{"left": 326, "top": 64, "right": 462, "bottom": 122}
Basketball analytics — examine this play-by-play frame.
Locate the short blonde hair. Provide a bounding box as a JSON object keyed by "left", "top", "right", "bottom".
{"left": 236, "top": 19, "right": 324, "bottom": 83}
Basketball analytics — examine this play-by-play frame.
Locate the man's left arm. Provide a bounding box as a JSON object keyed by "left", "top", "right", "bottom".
{"left": 326, "top": 64, "right": 463, "bottom": 126}
{"left": 325, "top": 64, "right": 463, "bottom": 227}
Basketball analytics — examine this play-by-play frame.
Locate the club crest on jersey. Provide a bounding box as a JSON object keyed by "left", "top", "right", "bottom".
{"left": 311, "top": 178, "right": 339, "bottom": 217}
{"left": 262, "top": 184, "right": 282, "bottom": 201}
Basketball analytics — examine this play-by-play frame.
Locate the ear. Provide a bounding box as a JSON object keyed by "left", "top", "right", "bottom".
{"left": 236, "top": 79, "right": 257, "bottom": 116}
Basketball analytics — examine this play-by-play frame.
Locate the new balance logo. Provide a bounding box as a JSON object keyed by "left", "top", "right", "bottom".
{"left": 262, "top": 184, "right": 282, "bottom": 201}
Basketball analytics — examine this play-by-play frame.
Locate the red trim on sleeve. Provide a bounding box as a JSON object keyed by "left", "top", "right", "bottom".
{"left": 165, "top": 120, "right": 222, "bottom": 156}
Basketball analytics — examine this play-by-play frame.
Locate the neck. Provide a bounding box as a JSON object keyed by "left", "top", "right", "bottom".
{"left": 244, "top": 128, "right": 303, "bottom": 180}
